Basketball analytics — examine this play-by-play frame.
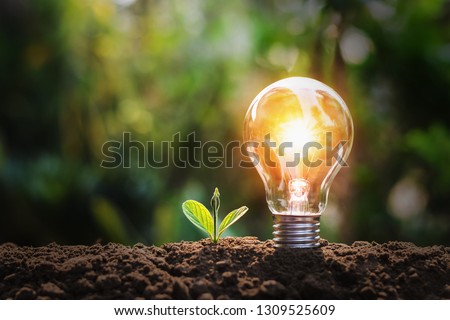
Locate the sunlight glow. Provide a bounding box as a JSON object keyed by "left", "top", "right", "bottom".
{"left": 278, "top": 119, "right": 317, "bottom": 154}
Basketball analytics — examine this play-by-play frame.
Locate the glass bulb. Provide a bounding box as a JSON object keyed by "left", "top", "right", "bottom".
{"left": 243, "top": 77, "right": 354, "bottom": 248}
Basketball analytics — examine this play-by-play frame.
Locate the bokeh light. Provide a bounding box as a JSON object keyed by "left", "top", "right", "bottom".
{"left": 0, "top": 0, "right": 449, "bottom": 246}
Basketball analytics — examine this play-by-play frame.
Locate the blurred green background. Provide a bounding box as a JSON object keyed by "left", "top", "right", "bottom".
{"left": 0, "top": 0, "right": 449, "bottom": 246}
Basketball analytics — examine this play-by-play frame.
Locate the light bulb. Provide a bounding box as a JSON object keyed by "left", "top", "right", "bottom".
{"left": 243, "top": 77, "right": 354, "bottom": 248}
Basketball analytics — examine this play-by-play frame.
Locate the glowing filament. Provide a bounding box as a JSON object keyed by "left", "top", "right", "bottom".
{"left": 289, "top": 178, "right": 310, "bottom": 213}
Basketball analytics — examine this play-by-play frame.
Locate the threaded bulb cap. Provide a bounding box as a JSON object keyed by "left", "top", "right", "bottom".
{"left": 272, "top": 214, "right": 321, "bottom": 248}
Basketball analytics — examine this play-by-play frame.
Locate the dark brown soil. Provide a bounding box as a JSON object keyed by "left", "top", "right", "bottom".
{"left": 0, "top": 237, "right": 449, "bottom": 299}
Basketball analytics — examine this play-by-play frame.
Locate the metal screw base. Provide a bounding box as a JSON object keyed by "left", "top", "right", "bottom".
{"left": 272, "top": 214, "right": 321, "bottom": 248}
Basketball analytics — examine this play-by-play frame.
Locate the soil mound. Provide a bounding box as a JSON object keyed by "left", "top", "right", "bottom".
{"left": 0, "top": 237, "right": 448, "bottom": 299}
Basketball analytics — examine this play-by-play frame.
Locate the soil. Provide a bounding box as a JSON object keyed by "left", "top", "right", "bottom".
{"left": 0, "top": 237, "right": 449, "bottom": 299}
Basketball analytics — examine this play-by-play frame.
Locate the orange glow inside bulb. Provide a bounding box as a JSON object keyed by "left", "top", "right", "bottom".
{"left": 244, "top": 77, "right": 353, "bottom": 216}
{"left": 278, "top": 120, "right": 316, "bottom": 156}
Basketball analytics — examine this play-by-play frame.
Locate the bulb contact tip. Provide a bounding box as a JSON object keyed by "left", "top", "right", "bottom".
{"left": 272, "top": 214, "right": 320, "bottom": 248}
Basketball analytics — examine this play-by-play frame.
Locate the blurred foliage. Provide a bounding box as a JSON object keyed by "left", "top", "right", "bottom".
{"left": 0, "top": 0, "right": 449, "bottom": 246}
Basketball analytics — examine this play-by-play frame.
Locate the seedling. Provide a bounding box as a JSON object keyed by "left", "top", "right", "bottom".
{"left": 182, "top": 187, "right": 249, "bottom": 243}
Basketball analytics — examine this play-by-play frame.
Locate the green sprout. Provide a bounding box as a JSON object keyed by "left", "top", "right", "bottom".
{"left": 182, "top": 187, "right": 249, "bottom": 244}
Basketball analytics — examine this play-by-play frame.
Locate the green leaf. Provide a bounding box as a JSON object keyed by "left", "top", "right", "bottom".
{"left": 217, "top": 206, "right": 249, "bottom": 238}
{"left": 182, "top": 200, "right": 213, "bottom": 239}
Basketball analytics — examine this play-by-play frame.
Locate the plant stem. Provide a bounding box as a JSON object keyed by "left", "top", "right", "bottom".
{"left": 210, "top": 187, "right": 220, "bottom": 243}
{"left": 213, "top": 205, "right": 217, "bottom": 243}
